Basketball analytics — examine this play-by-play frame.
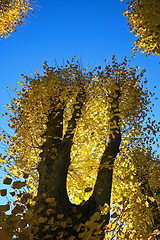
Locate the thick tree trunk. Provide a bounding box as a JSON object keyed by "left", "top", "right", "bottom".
{"left": 34, "top": 87, "right": 121, "bottom": 239}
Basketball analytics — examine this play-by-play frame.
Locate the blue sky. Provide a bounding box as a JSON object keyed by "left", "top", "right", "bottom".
{"left": 0, "top": 0, "right": 159, "bottom": 114}
{"left": 0, "top": 0, "right": 160, "bottom": 204}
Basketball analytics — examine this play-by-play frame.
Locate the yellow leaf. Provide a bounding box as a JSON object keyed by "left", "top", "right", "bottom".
{"left": 12, "top": 181, "right": 26, "bottom": 189}
{"left": 84, "top": 187, "right": 92, "bottom": 193}
{"left": 3, "top": 177, "right": 12, "bottom": 185}
{"left": 57, "top": 213, "right": 64, "bottom": 219}
{"left": 12, "top": 205, "right": 24, "bottom": 214}
{"left": 45, "top": 235, "right": 54, "bottom": 239}
{"left": 42, "top": 193, "right": 47, "bottom": 199}
{"left": 111, "top": 212, "right": 118, "bottom": 218}
{"left": 46, "top": 208, "right": 55, "bottom": 215}
{"left": 145, "top": 201, "right": 149, "bottom": 208}
{"left": 0, "top": 189, "right": 7, "bottom": 196}
{"left": 48, "top": 217, "right": 54, "bottom": 225}
{"left": 61, "top": 221, "right": 67, "bottom": 228}
{"left": 76, "top": 213, "right": 82, "bottom": 219}
{"left": 45, "top": 197, "right": 56, "bottom": 203}
{"left": 148, "top": 196, "right": 155, "bottom": 202}
{"left": 0, "top": 203, "right": 10, "bottom": 212}
{"left": 38, "top": 217, "right": 47, "bottom": 223}
{"left": 100, "top": 203, "right": 110, "bottom": 215}
{"left": 90, "top": 212, "right": 101, "bottom": 222}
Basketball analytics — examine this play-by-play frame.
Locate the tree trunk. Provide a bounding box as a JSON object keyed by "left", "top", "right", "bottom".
{"left": 34, "top": 87, "right": 121, "bottom": 239}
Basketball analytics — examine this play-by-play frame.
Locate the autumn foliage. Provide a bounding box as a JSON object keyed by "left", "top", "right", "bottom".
{"left": 0, "top": 0, "right": 31, "bottom": 38}
{"left": 123, "top": 0, "right": 160, "bottom": 55}
{"left": 0, "top": 57, "right": 159, "bottom": 239}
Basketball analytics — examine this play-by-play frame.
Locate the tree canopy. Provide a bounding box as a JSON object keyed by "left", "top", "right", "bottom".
{"left": 0, "top": 0, "right": 32, "bottom": 38}
{"left": 0, "top": 57, "right": 159, "bottom": 239}
{"left": 123, "top": 0, "right": 160, "bottom": 55}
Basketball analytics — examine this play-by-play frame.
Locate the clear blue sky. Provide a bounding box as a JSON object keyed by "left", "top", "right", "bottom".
{"left": 0, "top": 0, "right": 160, "bottom": 204}
{"left": 0, "top": 0, "right": 159, "bottom": 117}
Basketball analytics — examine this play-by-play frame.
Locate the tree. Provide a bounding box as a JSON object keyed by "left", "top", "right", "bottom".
{"left": 0, "top": 57, "right": 160, "bottom": 239}
{"left": 0, "top": 0, "right": 32, "bottom": 38}
{"left": 122, "top": 0, "right": 160, "bottom": 56}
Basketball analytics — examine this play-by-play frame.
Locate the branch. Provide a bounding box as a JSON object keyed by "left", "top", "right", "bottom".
{"left": 60, "top": 86, "right": 86, "bottom": 155}
{"left": 39, "top": 100, "right": 64, "bottom": 165}
{"left": 92, "top": 88, "right": 121, "bottom": 207}
{"left": 50, "top": 86, "right": 86, "bottom": 210}
{"left": 80, "top": 88, "right": 121, "bottom": 225}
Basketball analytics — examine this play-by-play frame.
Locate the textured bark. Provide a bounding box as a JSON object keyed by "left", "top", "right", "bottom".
{"left": 34, "top": 87, "right": 121, "bottom": 239}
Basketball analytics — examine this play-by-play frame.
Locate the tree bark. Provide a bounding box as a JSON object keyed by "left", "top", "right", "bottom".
{"left": 34, "top": 87, "right": 121, "bottom": 239}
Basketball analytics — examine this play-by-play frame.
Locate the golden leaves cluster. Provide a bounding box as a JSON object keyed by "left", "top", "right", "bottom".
{"left": 0, "top": 57, "right": 159, "bottom": 239}
{"left": 0, "top": 0, "right": 31, "bottom": 38}
{"left": 124, "top": 0, "right": 160, "bottom": 55}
